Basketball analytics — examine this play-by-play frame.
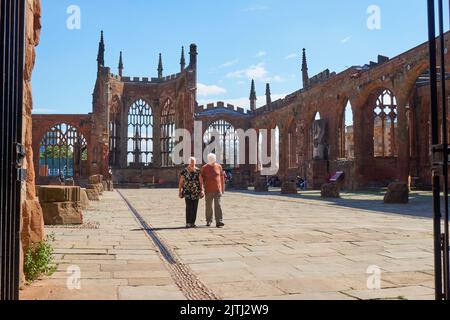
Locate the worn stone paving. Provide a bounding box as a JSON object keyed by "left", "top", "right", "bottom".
{"left": 20, "top": 191, "right": 184, "bottom": 300}
{"left": 21, "top": 189, "right": 437, "bottom": 300}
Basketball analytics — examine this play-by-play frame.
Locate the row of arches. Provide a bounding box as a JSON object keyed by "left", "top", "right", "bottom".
{"left": 311, "top": 89, "right": 398, "bottom": 163}
{"left": 37, "top": 89, "right": 400, "bottom": 177}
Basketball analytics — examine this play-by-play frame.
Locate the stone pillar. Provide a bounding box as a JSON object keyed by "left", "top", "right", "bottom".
{"left": 278, "top": 127, "right": 288, "bottom": 181}
{"left": 297, "top": 119, "right": 307, "bottom": 179}
{"left": 396, "top": 98, "right": 411, "bottom": 184}
{"left": 119, "top": 97, "right": 129, "bottom": 168}
{"left": 326, "top": 109, "right": 339, "bottom": 161}
{"left": 153, "top": 99, "right": 162, "bottom": 167}
{"left": 352, "top": 98, "right": 372, "bottom": 188}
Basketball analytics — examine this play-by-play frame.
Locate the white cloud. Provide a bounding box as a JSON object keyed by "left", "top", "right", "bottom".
{"left": 285, "top": 53, "right": 298, "bottom": 60}
{"left": 197, "top": 83, "right": 227, "bottom": 97}
{"left": 242, "top": 5, "right": 269, "bottom": 12}
{"left": 220, "top": 59, "right": 239, "bottom": 68}
{"left": 341, "top": 36, "right": 351, "bottom": 44}
{"left": 226, "top": 63, "right": 268, "bottom": 81}
{"left": 226, "top": 63, "right": 284, "bottom": 83}
{"left": 256, "top": 51, "right": 267, "bottom": 58}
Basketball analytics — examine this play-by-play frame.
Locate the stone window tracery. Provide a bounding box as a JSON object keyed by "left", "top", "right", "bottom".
{"left": 39, "top": 123, "right": 87, "bottom": 178}
{"left": 374, "top": 89, "right": 398, "bottom": 157}
{"left": 161, "top": 99, "right": 176, "bottom": 167}
{"left": 127, "top": 99, "right": 153, "bottom": 166}
{"left": 204, "top": 120, "right": 239, "bottom": 168}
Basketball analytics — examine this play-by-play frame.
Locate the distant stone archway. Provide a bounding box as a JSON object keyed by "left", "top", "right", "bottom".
{"left": 338, "top": 100, "right": 354, "bottom": 159}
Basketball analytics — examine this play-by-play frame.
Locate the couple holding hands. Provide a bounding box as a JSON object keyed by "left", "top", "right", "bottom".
{"left": 178, "top": 153, "right": 225, "bottom": 229}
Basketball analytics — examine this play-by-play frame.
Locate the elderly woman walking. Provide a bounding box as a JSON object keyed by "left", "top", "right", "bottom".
{"left": 179, "top": 157, "right": 204, "bottom": 228}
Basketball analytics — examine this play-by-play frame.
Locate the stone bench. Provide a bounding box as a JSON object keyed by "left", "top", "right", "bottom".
{"left": 38, "top": 186, "right": 83, "bottom": 225}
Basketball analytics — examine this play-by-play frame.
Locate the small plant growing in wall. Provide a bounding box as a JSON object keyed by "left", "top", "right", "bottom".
{"left": 24, "top": 234, "right": 57, "bottom": 283}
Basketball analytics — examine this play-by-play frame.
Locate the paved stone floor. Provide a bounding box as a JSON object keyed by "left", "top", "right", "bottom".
{"left": 21, "top": 189, "right": 437, "bottom": 300}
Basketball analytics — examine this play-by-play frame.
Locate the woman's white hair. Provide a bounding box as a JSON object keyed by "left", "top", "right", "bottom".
{"left": 189, "top": 157, "right": 197, "bottom": 163}
{"left": 207, "top": 153, "right": 217, "bottom": 164}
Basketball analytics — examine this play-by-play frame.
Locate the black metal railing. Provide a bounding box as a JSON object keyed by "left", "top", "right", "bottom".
{"left": 428, "top": 0, "right": 450, "bottom": 301}
{"left": 0, "top": 0, "right": 26, "bottom": 300}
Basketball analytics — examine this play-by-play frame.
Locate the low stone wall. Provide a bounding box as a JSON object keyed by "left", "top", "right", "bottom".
{"left": 113, "top": 167, "right": 182, "bottom": 186}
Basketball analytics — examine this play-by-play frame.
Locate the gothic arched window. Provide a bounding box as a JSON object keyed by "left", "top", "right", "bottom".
{"left": 161, "top": 99, "right": 176, "bottom": 167}
{"left": 204, "top": 120, "right": 239, "bottom": 168}
{"left": 39, "top": 123, "right": 87, "bottom": 178}
{"left": 127, "top": 99, "right": 153, "bottom": 166}
{"left": 339, "top": 101, "right": 354, "bottom": 159}
{"left": 374, "top": 89, "right": 398, "bottom": 157}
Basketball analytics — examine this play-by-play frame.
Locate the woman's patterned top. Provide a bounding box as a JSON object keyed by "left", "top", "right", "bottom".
{"left": 180, "top": 167, "right": 202, "bottom": 200}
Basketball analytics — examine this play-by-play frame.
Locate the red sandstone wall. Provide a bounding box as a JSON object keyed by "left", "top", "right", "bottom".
{"left": 20, "top": 0, "right": 45, "bottom": 282}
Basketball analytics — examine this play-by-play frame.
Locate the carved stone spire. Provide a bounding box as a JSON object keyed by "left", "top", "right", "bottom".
{"left": 118, "top": 51, "right": 124, "bottom": 77}
{"left": 265, "top": 83, "right": 272, "bottom": 106}
{"left": 158, "top": 53, "right": 163, "bottom": 79}
{"left": 97, "top": 31, "right": 105, "bottom": 69}
{"left": 180, "top": 46, "right": 186, "bottom": 71}
{"left": 301, "top": 48, "right": 309, "bottom": 88}
{"left": 250, "top": 79, "right": 257, "bottom": 111}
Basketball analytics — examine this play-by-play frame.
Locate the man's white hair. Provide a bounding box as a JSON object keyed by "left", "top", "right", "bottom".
{"left": 207, "top": 153, "right": 217, "bottom": 164}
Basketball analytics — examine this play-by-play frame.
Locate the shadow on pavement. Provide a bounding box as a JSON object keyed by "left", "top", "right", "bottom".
{"left": 228, "top": 189, "right": 437, "bottom": 219}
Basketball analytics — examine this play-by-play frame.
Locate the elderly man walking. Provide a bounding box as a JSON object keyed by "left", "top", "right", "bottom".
{"left": 201, "top": 153, "right": 225, "bottom": 228}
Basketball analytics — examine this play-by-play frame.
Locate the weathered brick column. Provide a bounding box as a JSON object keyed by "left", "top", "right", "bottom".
{"left": 20, "top": 0, "right": 45, "bottom": 282}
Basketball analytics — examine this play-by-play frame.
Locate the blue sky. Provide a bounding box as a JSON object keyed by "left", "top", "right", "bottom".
{"left": 33, "top": 0, "right": 429, "bottom": 114}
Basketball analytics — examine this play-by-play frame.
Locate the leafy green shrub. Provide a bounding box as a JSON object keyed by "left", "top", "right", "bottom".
{"left": 24, "top": 234, "right": 57, "bottom": 283}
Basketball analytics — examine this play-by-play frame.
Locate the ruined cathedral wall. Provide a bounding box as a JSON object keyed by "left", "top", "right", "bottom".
{"left": 21, "top": 0, "right": 45, "bottom": 281}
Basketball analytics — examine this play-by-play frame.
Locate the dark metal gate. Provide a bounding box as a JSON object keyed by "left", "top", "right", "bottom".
{"left": 0, "top": 0, "right": 26, "bottom": 301}
{"left": 428, "top": 0, "right": 450, "bottom": 301}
